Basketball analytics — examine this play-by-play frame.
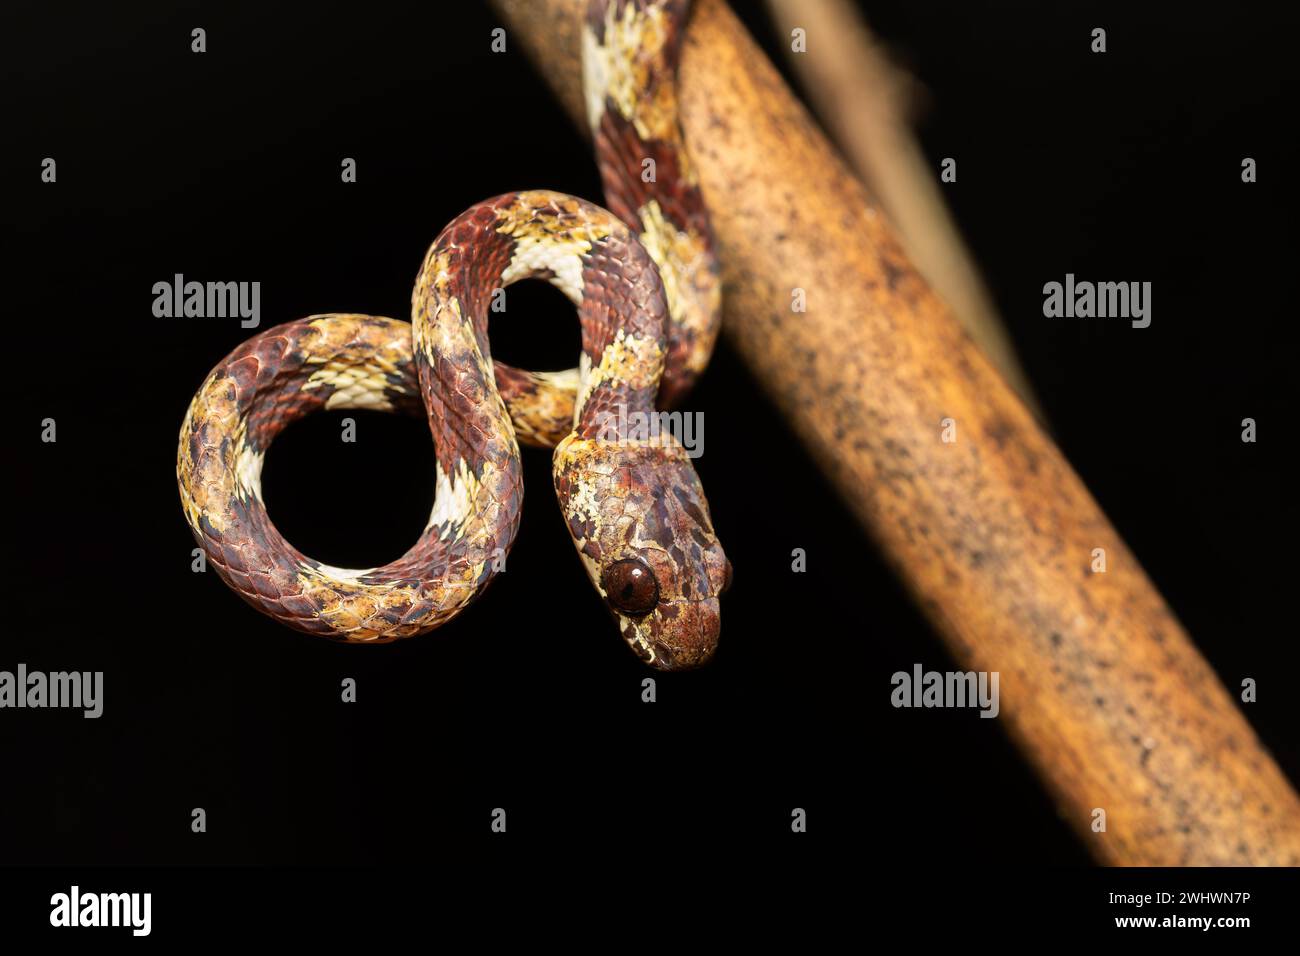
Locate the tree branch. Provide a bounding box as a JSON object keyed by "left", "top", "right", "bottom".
{"left": 489, "top": 0, "right": 1300, "bottom": 864}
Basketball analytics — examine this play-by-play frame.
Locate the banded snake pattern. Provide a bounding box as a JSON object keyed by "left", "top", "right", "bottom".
{"left": 177, "top": 0, "right": 729, "bottom": 669}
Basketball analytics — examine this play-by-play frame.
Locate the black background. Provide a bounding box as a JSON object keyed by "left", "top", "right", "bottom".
{"left": 3, "top": 0, "right": 1296, "bottom": 883}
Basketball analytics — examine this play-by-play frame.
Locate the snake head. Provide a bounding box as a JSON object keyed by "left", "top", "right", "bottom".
{"left": 553, "top": 433, "right": 730, "bottom": 670}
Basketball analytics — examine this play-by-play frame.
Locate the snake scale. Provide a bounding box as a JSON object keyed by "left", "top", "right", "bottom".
{"left": 177, "top": 0, "right": 731, "bottom": 669}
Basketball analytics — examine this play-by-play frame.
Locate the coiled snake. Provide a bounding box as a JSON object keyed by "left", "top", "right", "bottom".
{"left": 176, "top": 0, "right": 730, "bottom": 669}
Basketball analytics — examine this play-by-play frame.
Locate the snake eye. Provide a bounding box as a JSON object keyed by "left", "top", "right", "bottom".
{"left": 721, "top": 559, "right": 734, "bottom": 594}
{"left": 602, "top": 558, "right": 659, "bottom": 616}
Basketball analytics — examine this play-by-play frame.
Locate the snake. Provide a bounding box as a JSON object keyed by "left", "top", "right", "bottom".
{"left": 176, "top": 0, "right": 730, "bottom": 670}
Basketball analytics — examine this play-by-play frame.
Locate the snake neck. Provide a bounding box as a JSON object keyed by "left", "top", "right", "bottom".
{"left": 572, "top": 326, "right": 666, "bottom": 443}
{"left": 582, "top": 0, "right": 722, "bottom": 411}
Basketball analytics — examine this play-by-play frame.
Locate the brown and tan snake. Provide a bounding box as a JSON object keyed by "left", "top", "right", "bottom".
{"left": 177, "top": 0, "right": 731, "bottom": 669}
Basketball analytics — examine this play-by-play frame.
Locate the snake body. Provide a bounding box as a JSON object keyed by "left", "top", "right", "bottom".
{"left": 177, "top": 0, "right": 727, "bottom": 669}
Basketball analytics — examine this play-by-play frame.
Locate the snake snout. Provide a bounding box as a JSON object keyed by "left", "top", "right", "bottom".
{"left": 644, "top": 598, "right": 721, "bottom": 671}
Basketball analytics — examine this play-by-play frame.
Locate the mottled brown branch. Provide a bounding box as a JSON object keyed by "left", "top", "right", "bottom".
{"left": 488, "top": 0, "right": 1300, "bottom": 864}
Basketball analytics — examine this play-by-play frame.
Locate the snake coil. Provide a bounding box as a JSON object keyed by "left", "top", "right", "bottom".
{"left": 177, "top": 0, "right": 728, "bottom": 669}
